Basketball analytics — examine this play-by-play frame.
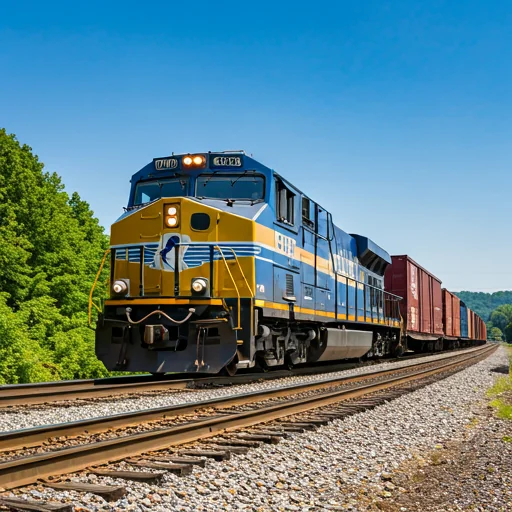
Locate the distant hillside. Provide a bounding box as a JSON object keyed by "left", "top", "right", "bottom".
{"left": 454, "top": 291, "right": 512, "bottom": 321}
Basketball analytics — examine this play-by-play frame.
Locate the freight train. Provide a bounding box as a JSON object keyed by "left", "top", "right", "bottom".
{"left": 92, "top": 151, "right": 486, "bottom": 375}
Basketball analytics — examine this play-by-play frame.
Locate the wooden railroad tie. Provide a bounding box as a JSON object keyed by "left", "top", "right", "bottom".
{"left": 298, "top": 418, "right": 331, "bottom": 425}
{"left": 266, "top": 425, "right": 306, "bottom": 433}
{"left": 203, "top": 444, "right": 250, "bottom": 455}
{"left": 126, "top": 460, "right": 192, "bottom": 476}
{"left": 146, "top": 455, "right": 207, "bottom": 467}
{"left": 244, "top": 429, "right": 292, "bottom": 438}
{"left": 205, "top": 438, "right": 262, "bottom": 448}
{"left": 278, "top": 422, "right": 318, "bottom": 430}
{"left": 89, "top": 469, "right": 165, "bottom": 484}
{"left": 43, "top": 482, "right": 126, "bottom": 502}
{"left": 234, "top": 433, "right": 281, "bottom": 444}
{"left": 0, "top": 497, "right": 73, "bottom": 512}
{"left": 177, "top": 450, "right": 230, "bottom": 461}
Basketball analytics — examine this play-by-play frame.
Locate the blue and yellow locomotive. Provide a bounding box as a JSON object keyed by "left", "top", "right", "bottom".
{"left": 94, "top": 152, "right": 403, "bottom": 374}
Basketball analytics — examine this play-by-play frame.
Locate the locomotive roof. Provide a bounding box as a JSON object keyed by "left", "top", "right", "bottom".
{"left": 129, "top": 151, "right": 391, "bottom": 269}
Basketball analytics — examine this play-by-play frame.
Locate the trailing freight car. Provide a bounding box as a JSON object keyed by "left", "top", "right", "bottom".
{"left": 384, "top": 255, "right": 444, "bottom": 352}
{"left": 385, "top": 257, "right": 487, "bottom": 352}
{"left": 442, "top": 289, "right": 461, "bottom": 348}
{"left": 460, "top": 301, "right": 469, "bottom": 339}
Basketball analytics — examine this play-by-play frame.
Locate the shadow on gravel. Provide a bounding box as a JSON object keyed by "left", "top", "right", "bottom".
{"left": 491, "top": 365, "right": 510, "bottom": 375}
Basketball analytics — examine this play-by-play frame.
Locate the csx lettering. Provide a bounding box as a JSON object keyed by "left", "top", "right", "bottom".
{"left": 212, "top": 156, "right": 242, "bottom": 167}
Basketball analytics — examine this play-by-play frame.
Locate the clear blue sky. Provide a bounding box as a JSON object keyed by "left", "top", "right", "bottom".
{"left": 1, "top": 1, "right": 510, "bottom": 291}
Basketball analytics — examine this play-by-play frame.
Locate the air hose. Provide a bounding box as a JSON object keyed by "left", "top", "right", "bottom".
{"left": 125, "top": 307, "right": 196, "bottom": 325}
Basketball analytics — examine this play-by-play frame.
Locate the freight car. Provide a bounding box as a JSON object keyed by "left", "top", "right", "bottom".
{"left": 91, "top": 151, "right": 486, "bottom": 374}
{"left": 442, "top": 289, "right": 461, "bottom": 347}
{"left": 384, "top": 256, "right": 444, "bottom": 352}
{"left": 384, "top": 257, "right": 486, "bottom": 352}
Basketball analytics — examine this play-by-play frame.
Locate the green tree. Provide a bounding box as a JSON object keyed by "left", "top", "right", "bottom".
{"left": 0, "top": 129, "right": 110, "bottom": 383}
{"left": 504, "top": 323, "right": 512, "bottom": 343}
{"left": 489, "top": 305, "right": 512, "bottom": 332}
{"left": 490, "top": 327, "right": 503, "bottom": 341}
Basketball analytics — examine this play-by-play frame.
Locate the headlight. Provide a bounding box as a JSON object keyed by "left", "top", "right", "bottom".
{"left": 191, "top": 277, "right": 208, "bottom": 296}
{"left": 182, "top": 154, "right": 206, "bottom": 168}
{"left": 112, "top": 279, "right": 129, "bottom": 295}
{"left": 164, "top": 203, "right": 179, "bottom": 229}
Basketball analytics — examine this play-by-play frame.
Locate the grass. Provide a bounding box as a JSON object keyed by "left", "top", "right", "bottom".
{"left": 487, "top": 345, "right": 512, "bottom": 420}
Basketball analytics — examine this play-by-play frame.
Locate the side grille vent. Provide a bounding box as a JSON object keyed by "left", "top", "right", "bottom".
{"left": 285, "top": 274, "right": 294, "bottom": 296}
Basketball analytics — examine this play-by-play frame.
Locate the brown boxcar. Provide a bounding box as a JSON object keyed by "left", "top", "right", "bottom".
{"left": 442, "top": 289, "right": 464, "bottom": 348}
{"left": 385, "top": 256, "right": 444, "bottom": 342}
{"left": 442, "top": 289, "right": 453, "bottom": 336}
{"left": 442, "top": 289, "right": 462, "bottom": 338}
{"left": 478, "top": 316, "right": 484, "bottom": 341}
{"left": 452, "top": 294, "right": 461, "bottom": 337}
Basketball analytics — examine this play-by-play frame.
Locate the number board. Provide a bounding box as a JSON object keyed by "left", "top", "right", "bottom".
{"left": 154, "top": 158, "right": 178, "bottom": 171}
{"left": 210, "top": 155, "right": 243, "bottom": 168}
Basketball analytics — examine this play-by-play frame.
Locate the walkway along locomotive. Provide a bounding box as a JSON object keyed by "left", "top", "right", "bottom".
{"left": 91, "top": 152, "right": 485, "bottom": 375}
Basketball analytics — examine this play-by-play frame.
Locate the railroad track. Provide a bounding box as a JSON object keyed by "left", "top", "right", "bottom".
{"left": 0, "top": 345, "right": 489, "bottom": 408}
{"left": 0, "top": 343, "right": 495, "bottom": 507}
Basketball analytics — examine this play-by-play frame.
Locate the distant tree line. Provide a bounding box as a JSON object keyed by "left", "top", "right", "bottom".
{"left": 455, "top": 291, "right": 512, "bottom": 342}
{"left": 486, "top": 305, "right": 512, "bottom": 342}
{"left": 0, "top": 129, "right": 110, "bottom": 383}
{"left": 456, "top": 291, "right": 512, "bottom": 322}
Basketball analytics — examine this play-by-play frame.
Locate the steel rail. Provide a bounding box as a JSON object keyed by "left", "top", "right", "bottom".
{"left": 0, "top": 345, "right": 495, "bottom": 489}
{"left": 0, "top": 364, "right": 377, "bottom": 406}
{"left": 0, "top": 377, "right": 195, "bottom": 406}
{"left": 0, "top": 345, "right": 490, "bottom": 407}
{"left": 0, "top": 345, "right": 494, "bottom": 452}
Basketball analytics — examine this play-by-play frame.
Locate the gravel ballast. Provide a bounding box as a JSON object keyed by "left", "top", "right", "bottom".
{"left": 0, "top": 347, "right": 486, "bottom": 432}
{"left": 5, "top": 346, "right": 509, "bottom": 511}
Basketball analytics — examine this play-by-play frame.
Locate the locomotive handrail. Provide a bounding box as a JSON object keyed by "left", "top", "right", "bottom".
{"left": 88, "top": 248, "right": 111, "bottom": 328}
{"left": 213, "top": 245, "right": 253, "bottom": 331}
{"left": 216, "top": 246, "right": 255, "bottom": 297}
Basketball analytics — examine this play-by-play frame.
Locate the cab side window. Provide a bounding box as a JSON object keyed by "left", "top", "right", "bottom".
{"left": 317, "top": 207, "right": 328, "bottom": 239}
{"left": 302, "top": 197, "right": 315, "bottom": 229}
{"left": 276, "top": 179, "right": 295, "bottom": 225}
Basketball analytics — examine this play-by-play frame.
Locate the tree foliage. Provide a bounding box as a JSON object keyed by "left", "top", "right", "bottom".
{"left": 455, "top": 291, "right": 512, "bottom": 322}
{"left": 484, "top": 304, "right": 512, "bottom": 343}
{"left": 0, "top": 129, "right": 110, "bottom": 383}
{"left": 490, "top": 327, "right": 503, "bottom": 341}
{"left": 489, "top": 305, "right": 512, "bottom": 332}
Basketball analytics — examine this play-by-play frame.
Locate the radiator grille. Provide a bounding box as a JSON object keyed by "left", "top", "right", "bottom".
{"left": 286, "top": 273, "right": 294, "bottom": 296}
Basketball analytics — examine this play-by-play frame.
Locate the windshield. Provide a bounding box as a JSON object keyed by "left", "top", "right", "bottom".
{"left": 196, "top": 174, "right": 265, "bottom": 201}
{"left": 134, "top": 178, "right": 188, "bottom": 205}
